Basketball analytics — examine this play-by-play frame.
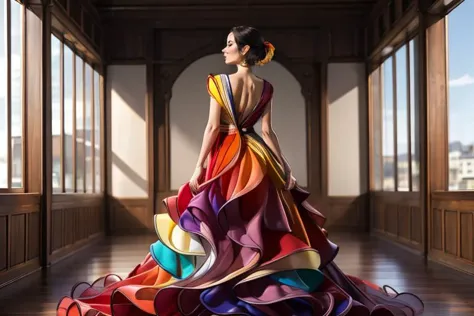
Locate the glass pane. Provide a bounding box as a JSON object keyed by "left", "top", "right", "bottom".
{"left": 51, "top": 35, "right": 61, "bottom": 192}
{"left": 410, "top": 38, "right": 420, "bottom": 191}
{"left": 0, "top": 0, "right": 7, "bottom": 188}
{"left": 85, "top": 63, "right": 93, "bottom": 192}
{"left": 94, "top": 70, "right": 101, "bottom": 193}
{"left": 10, "top": 0, "right": 23, "bottom": 188}
{"left": 371, "top": 67, "right": 383, "bottom": 190}
{"left": 396, "top": 45, "right": 409, "bottom": 191}
{"left": 64, "top": 45, "right": 74, "bottom": 192}
{"left": 76, "top": 55, "right": 84, "bottom": 192}
{"left": 447, "top": 1, "right": 474, "bottom": 190}
{"left": 383, "top": 57, "right": 395, "bottom": 191}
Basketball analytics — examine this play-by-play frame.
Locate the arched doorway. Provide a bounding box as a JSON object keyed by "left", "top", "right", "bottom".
{"left": 168, "top": 54, "right": 308, "bottom": 190}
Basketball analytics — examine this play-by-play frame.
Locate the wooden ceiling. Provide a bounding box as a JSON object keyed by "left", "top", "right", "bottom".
{"left": 91, "top": 0, "right": 377, "bottom": 9}
{"left": 91, "top": 0, "right": 379, "bottom": 28}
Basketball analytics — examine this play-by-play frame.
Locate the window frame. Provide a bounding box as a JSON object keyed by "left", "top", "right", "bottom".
{"left": 369, "top": 30, "right": 420, "bottom": 192}
{"left": 51, "top": 30, "right": 103, "bottom": 195}
{"left": 0, "top": 0, "right": 26, "bottom": 193}
{"left": 445, "top": 1, "right": 474, "bottom": 191}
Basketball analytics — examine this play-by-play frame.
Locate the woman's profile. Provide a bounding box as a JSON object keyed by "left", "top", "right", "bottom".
{"left": 57, "top": 26, "right": 424, "bottom": 316}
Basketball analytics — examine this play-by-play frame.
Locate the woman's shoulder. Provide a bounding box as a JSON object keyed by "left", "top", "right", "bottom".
{"left": 206, "top": 73, "right": 225, "bottom": 103}
{"left": 207, "top": 73, "right": 225, "bottom": 80}
{"left": 206, "top": 73, "right": 223, "bottom": 88}
{"left": 207, "top": 73, "right": 273, "bottom": 92}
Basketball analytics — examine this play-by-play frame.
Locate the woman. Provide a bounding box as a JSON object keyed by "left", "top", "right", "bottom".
{"left": 57, "top": 26, "right": 424, "bottom": 316}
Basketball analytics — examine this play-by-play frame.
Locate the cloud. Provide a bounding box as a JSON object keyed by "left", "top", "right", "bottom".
{"left": 449, "top": 74, "right": 474, "bottom": 87}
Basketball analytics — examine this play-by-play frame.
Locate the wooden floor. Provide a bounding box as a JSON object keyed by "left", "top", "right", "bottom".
{"left": 0, "top": 233, "right": 473, "bottom": 315}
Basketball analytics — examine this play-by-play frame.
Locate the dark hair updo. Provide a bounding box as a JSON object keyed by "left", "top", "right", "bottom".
{"left": 230, "top": 26, "right": 267, "bottom": 66}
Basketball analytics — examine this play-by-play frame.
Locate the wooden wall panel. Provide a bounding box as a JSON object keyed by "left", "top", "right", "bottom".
{"left": 0, "top": 195, "right": 41, "bottom": 289}
{"left": 460, "top": 212, "right": 473, "bottom": 262}
{"left": 323, "top": 194, "right": 369, "bottom": 231}
{"left": 430, "top": 192, "right": 474, "bottom": 275}
{"left": 0, "top": 217, "right": 7, "bottom": 271}
{"left": 324, "top": 196, "right": 369, "bottom": 231}
{"left": 432, "top": 208, "right": 443, "bottom": 251}
{"left": 50, "top": 195, "right": 104, "bottom": 264}
{"left": 108, "top": 198, "right": 152, "bottom": 233}
{"left": 370, "top": 192, "right": 423, "bottom": 252}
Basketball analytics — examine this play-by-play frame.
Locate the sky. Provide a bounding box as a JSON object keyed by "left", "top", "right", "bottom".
{"left": 446, "top": 0, "right": 474, "bottom": 148}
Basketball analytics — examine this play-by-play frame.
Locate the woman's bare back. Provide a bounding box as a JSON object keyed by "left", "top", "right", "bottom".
{"left": 228, "top": 74, "right": 265, "bottom": 119}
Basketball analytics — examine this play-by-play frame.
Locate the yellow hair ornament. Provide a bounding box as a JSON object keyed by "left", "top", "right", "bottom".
{"left": 256, "top": 41, "right": 275, "bottom": 66}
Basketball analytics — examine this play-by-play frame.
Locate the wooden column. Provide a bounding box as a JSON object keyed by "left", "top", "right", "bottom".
{"left": 40, "top": 0, "right": 53, "bottom": 266}
{"left": 25, "top": 7, "right": 43, "bottom": 193}
{"left": 417, "top": 1, "right": 429, "bottom": 257}
{"left": 425, "top": 16, "right": 448, "bottom": 256}
{"left": 101, "top": 65, "right": 110, "bottom": 235}
{"left": 155, "top": 63, "right": 172, "bottom": 212}
{"left": 146, "top": 29, "right": 156, "bottom": 217}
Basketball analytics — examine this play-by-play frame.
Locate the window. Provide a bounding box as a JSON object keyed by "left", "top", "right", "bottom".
{"left": 52, "top": 35, "right": 61, "bottom": 191}
{"left": 396, "top": 46, "right": 408, "bottom": 191}
{"left": 383, "top": 56, "right": 395, "bottom": 191}
{"left": 94, "top": 71, "right": 101, "bottom": 192}
{"left": 447, "top": 0, "right": 474, "bottom": 191}
{"left": 370, "top": 67, "right": 383, "bottom": 190}
{"left": 0, "top": 0, "right": 24, "bottom": 190}
{"left": 371, "top": 36, "right": 420, "bottom": 192}
{"left": 409, "top": 39, "right": 420, "bottom": 191}
{"left": 76, "top": 54, "right": 84, "bottom": 191}
{"left": 85, "top": 64, "right": 93, "bottom": 192}
{"left": 51, "top": 34, "right": 102, "bottom": 193}
{"left": 64, "top": 45, "right": 74, "bottom": 191}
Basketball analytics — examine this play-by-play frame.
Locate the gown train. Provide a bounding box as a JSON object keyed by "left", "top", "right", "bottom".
{"left": 57, "top": 74, "right": 424, "bottom": 316}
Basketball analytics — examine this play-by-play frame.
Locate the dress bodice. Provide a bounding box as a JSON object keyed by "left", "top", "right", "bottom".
{"left": 207, "top": 74, "right": 274, "bottom": 133}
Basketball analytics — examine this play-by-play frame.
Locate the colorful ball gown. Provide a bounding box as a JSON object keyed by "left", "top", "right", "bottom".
{"left": 57, "top": 74, "right": 424, "bottom": 316}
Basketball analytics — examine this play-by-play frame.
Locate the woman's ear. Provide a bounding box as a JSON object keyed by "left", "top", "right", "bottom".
{"left": 240, "top": 44, "right": 250, "bottom": 56}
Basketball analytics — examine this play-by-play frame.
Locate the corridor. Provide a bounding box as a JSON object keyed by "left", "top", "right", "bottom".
{"left": 1, "top": 0, "right": 474, "bottom": 315}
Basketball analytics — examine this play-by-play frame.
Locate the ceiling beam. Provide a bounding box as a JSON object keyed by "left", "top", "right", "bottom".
{"left": 92, "top": 0, "right": 375, "bottom": 7}
{"left": 99, "top": 6, "right": 367, "bottom": 28}
{"left": 96, "top": 3, "right": 372, "bottom": 11}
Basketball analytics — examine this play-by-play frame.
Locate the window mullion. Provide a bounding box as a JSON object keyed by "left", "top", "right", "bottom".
{"left": 72, "top": 54, "right": 76, "bottom": 192}
{"left": 407, "top": 39, "right": 413, "bottom": 192}
{"left": 91, "top": 67, "right": 95, "bottom": 193}
{"left": 21, "top": 2, "right": 25, "bottom": 192}
{"left": 6, "top": 0, "right": 11, "bottom": 189}
{"left": 60, "top": 41, "right": 65, "bottom": 192}
{"left": 82, "top": 59, "right": 86, "bottom": 193}
{"left": 392, "top": 54, "right": 398, "bottom": 191}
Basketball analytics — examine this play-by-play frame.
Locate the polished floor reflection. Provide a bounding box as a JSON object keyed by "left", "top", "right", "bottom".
{"left": 0, "top": 233, "right": 473, "bottom": 315}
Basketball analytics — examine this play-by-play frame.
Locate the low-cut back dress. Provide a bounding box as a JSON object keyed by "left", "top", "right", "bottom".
{"left": 56, "top": 73, "right": 424, "bottom": 316}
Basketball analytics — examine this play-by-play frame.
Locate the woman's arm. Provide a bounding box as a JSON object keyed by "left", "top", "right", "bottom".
{"left": 195, "top": 97, "right": 221, "bottom": 168}
{"left": 261, "top": 98, "right": 284, "bottom": 166}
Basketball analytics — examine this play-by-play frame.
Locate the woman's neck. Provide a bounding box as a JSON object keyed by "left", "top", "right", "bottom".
{"left": 236, "top": 64, "right": 252, "bottom": 75}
